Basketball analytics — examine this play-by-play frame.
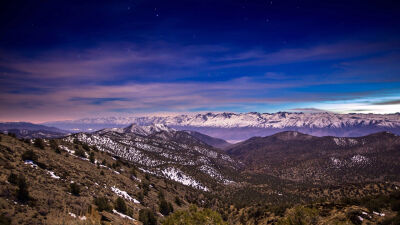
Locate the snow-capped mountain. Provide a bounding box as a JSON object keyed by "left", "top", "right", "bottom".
{"left": 46, "top": 112, "right": 400, "bottom": 141}
{"left": 65, "top": 124, "right": 239, "bottom": 191}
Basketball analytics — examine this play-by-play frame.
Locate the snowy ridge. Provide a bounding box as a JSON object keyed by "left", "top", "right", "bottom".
{"left": 50, "top": 112, "right": 400, "bottom": 129}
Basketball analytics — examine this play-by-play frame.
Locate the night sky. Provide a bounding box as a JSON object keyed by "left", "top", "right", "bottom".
{"left": 1, "top": 0, "right": 400, "bottom": 122}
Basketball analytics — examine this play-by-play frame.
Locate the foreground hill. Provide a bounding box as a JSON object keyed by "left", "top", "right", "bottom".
{"left": 1, "top": 132, "right": 400, "bottom": 224}
{"left": 44, "top": 112, "right": 400, "bottom": 140}
{"left": 0, "top": 133, "right": 225, "bottom": 224}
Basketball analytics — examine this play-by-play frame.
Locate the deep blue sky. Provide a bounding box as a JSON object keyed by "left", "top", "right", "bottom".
{"left": 0, "top": 0, "right": 400, "bottom": 122}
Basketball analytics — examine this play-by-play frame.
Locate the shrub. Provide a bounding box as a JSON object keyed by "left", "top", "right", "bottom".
{"left": 138, "top": 192, "right": 144, "bottom": 203}
{"left": 94, "top": 197, "right": 112, "bottom": 212}
{"left": 82, "top": 143, "right": 90, "bottom": 151}
{"left": 139, "top": 209, "right": 157, "bottom": 225}
{"left": 16, "top": 175, "right": 30, "bottom": 203}
{"left": 175, "top": 196, "right": 182, "bottom": 206}
{"left": 92, "top": 146, "right": 99, "bottom": 152}
{"left": 33, "top": 138, "right": 45, "bottom": 149}
{"left": 73, "top": 138, "right": 80, "bottom": 144}
{"left": 100, "top": 170, "right": 105, "bottom": 176}
{"left": 0, "top": 214, "right": 11, "bottom": 225}
{"left": 115, "top": 197, "right": 127, "bottom": 214}
{"left": 8, "top": 173, "right": 18, "bottom": 185}
{"left": 131, "top": 168, "right": 137, "bottom": 177}
{"left": 49, "top": 139, "right": 58, "bottom": 149}
{"left": 346, "top": 210, "right": 362, "bottom": 225}
{"left": 21, "top": 150, "right": 38, "bottom": 162}
{"left": 162, "top": 205, "right": 227, "bottom": 225}
{"left": 89, "top": 152, "right": 95, "bottom": 163}
{"left": 141, "top": 182, "right": 150, "bottom": 196}
{"left": 159, "top": 199, "right": 174, "bottom": 216}
{"left": 74, "top": 148, "right": 86, "bottom": 158}
{"left": 70, "top": 183, "right": 80, "bottom": 196}
{"left": 277, "top": 206, "right": 318, "bottom": 225}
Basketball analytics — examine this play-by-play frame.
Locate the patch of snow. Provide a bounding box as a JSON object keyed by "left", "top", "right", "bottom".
{"left": 111, "top": 186, "right": 140, "bottom": 204}
{"left": 373, "top": 211, "right": 385, "bottom": 216}
{"left": 330, "top": 157, "right": 342, "bottom": 168}
{"left": 351, "top": 154, "right": 368, "bottom": 164}
{"left": 113, "top": 209, "right": 135, "bottom": 221}
{"left": 69, "top": 212, "right": 76, "bottom": 218}
{"left": 24, "top": 160, "right": 38, "bottom": 168}
{"left": 59, "top": 145, "right": 75, "bottom": 154}
{"left": 47, "top": 171, "right": 60, "bottom": 179}
{"left": 160, "top": 167, "right": 209, "bottom": 191}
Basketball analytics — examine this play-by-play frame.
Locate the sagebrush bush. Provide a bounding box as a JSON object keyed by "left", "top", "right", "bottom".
{"left": 115, "top": 197, "right": 127, "bottom": 214}
{"left": 94, "top": 197, "right": 112, "bottom": 212}
{"left": 70, "top": 183, "right": 80, "bottom": 196}
{"left": 139, "top": 209, "right": 157, "bottom": 225}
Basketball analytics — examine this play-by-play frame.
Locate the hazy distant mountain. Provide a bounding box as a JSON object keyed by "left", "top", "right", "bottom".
{"left": 45, "top": 112, "right": 400, "bottom": 141}
{"left": 0, "top": 122, "right": 68, "bottom": 138}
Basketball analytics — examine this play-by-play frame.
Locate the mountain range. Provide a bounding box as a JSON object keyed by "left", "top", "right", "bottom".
{"left": 44, "top": 112, "right": 400, "bottom": 141}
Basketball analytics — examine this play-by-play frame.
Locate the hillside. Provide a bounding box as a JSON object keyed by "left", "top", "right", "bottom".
{"left": 226, "top": 131, "right": 400, "bottom": 184}
{"left": 66, "top": 124, "right": 240, "bottom": 191}
{"left": 2, "top": 130, "right": 400, "bottom": 224}
{"left": 0, "top": 133, "right": 223, "bottom": 224}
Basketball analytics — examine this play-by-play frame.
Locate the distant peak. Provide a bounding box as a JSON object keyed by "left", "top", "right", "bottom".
{"left": 123, "top": 123, "right": 174, "bottom": 136}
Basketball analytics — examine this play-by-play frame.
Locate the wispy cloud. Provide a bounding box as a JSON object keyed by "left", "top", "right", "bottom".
{"left": 1, "top": 39, "right": 400, "bottom": 122}
{"left": 372, "top": 99, "right": 400, "bottom": 105}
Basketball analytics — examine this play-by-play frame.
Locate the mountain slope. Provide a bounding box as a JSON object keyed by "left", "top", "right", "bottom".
{"left": 182, "top": 130, "right": 231, "bottom": 149}
{"left": 44, "top": 112, "right": 400, "bottom": 140}
{"left": 226, "top": 131, "right": 400, "bottom": 184}
{"left": 66, "top": 124, "right": 239, "bottom": 191}
{"left": 0, "top": 133, "right": 213, "bottom": 224}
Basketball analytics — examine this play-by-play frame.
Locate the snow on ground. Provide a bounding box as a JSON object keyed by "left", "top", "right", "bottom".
{"left": 112, "top": 209, "right": 135, "bottom": 221}
{"left": 351, "top": 154, "right": 369, "bottom": 164}
{"left": 111, "top": 186, "right": 140, "bottom": 204}
{"left": 24, "top": 160, "right": 38, "bottom": 168}
{"left": 373, "top": 211, "right": 385, "bottom": 217}
{"left": 47, "top": 171, "right": 60, "bottom": 179}
{"left": 59, "top": 145, "right": 75, "bottom": 154}
{"left": 160, "top": 167, "right": 209, "bottom": 191}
